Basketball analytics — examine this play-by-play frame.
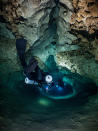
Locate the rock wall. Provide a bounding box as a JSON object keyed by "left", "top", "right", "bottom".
{"left": 57, "top": 0, "right": 77, "bottom": 45}
{"left": 0, "top": 0, "right": 55, "bottom": 45}
{"left": 70, "top": 0, "right": 98, "bottom": 34}
{"left": 56, "top": 51, "right": 98, "bottom": 84}
{"left": 0, "top": 0, "right": 98, "bottom": 84}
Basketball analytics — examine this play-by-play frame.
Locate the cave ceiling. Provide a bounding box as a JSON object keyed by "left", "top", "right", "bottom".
{"left": 0, "top": 0, "right": 98, "bottom": 36}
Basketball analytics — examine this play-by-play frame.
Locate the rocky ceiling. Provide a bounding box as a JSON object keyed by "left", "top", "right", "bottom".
{"left": 0, "top": 0, "right": 98, "bottom": 42}
{"left": 71, "top": 0, "right": 98, "bottom": 34}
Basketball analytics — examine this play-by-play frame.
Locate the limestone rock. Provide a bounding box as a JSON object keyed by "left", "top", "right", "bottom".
{"left": 0, "top": 37, "right": 20, "bottom": 74}
{"left": 0, "top": 0, "right": 55, "bottom": 45}
{"left": 0, "top": 22, "right": 15, "bottom": 39}
{"left": 70, "top": 0, "right": 98, "bottom": 34}
{"left": 57, "top": 0, "right": 77, "bottom": 45}
{"left": 56, "top": 51, "right": 98, "bottom": 84}
{"left": 91, "top": 39, "right": 98, "bottom": 62}
{"left": 59, "top": 0, "right": 73, "bottom": 10}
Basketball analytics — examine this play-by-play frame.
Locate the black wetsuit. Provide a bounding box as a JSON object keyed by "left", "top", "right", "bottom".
{"left": 16, "top": 38, "right": 49, "bottom": 84}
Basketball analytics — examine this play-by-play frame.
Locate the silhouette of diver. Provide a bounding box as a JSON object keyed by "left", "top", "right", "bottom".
{"left": 16, "top": 37, "right": 66, "bottom": 89}
{"left": 16, "top": 37, "right": 54, "bottom": 86}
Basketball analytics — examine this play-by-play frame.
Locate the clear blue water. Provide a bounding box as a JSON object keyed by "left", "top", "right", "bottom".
{"left": 0, "top": 69, "right": 98, "bottom": 131}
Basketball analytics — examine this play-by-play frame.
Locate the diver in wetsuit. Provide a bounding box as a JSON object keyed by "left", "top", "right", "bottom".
{"left": 16, "top": 37, "right": 65, "bottom": 89}
{"left": 24, "top": 57, "right": 44, "bottom": 85}
{"left": 16, "top": 37, "right": 51, "bottom": 86}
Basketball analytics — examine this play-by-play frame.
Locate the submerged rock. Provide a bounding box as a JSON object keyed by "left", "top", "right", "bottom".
{"left": 56, "top": 51, "right": 98, "bottom": 84}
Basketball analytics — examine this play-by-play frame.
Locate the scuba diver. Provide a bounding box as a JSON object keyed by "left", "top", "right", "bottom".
{"left": 16, "top": 37, "right": 64, "bottom": 89}
{"left": 16, "top": 37, "right": 54, "bottom": 87}
{"left": 16, "top": 37, "right": 75, "bottom": 99}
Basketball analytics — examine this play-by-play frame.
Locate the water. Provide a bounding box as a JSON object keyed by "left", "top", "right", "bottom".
{"left": 0, "top": 70, "right": 98, "bottom": 131}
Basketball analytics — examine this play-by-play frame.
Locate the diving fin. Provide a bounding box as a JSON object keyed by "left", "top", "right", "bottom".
{"left": 16, "top": 37, "right": 27, "bottom": 69}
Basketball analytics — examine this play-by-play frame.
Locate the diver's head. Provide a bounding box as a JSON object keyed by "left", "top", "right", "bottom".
{"left": 45, "top": 75, "right": 53, "bottom": 84}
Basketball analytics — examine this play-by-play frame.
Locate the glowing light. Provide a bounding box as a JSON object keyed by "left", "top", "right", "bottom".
{"left": 58, "top": 86, "right": 63, "bottom": 91}
{"left": 45, "top": 86, "right": 49, "bottom": 90}
{"left": 38, "top": 98, "right": 52, "bottom": 106}
{"left": 45, "top": 75, "right": 53, "bottom": 83}
{"left": 56, "top": 85, "right": 63, "bottom": 91}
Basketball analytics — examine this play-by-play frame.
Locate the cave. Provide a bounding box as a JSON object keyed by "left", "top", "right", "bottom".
{"left": 0, "top": 0, "right": 98, "bottom": 131}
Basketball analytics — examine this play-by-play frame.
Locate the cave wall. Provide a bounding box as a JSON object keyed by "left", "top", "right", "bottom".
{"left": 70, "top": 0, "right": 98, "bottom": 34}
{"left": 0, "top": 0, "right": 98, "bottom": 84}
{"left": 0, "top": 0, "right": 56, "bottom": 45}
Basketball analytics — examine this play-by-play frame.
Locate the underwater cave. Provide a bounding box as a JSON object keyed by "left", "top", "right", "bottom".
{"left": 0, "top": 0, "right": 98, "bottom": 131}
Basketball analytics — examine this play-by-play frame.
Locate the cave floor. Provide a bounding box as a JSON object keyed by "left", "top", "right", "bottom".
{"left": 0, "top": 71, "right": 98, "bottom": 131}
